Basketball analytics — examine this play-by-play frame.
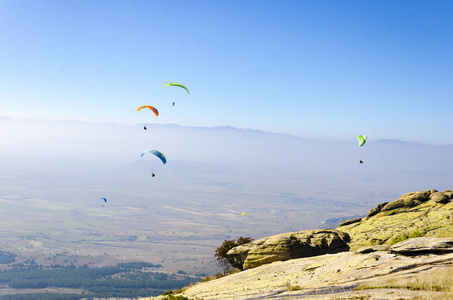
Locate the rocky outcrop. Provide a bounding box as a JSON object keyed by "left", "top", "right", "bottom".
{"left": 141, "top": 188, "right": 453, "bottom": 300}
{"left": 390, "top": 237, "right": 453, "bottom": 255}
{"left": 338, "top": 217, "right": 361, "bottom": 226}
{"left": 144, "top": 242, "right": 453, "bottom": 300}
{"left": 338, "top": 189, "right": 453, "bottom": 250}
{"left": 366, "top": 202, "right": 389, "bottom": 218}
{"left": 431, "top": 191, "right": 450, "bottom": 203}
{"left": 227, "top": 229, "right": 350, "bottom": 270}
{"left": 380, "top": 189, "right": 437, "bottom": 212}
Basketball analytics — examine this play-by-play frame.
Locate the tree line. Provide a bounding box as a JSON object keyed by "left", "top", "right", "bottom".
{"left": 0, "top": 262, "right": 199, "bottom": 299}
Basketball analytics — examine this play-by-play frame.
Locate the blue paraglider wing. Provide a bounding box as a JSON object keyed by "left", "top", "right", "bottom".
{"left": 141, "top": 149, "right": 167, "bottom": 164}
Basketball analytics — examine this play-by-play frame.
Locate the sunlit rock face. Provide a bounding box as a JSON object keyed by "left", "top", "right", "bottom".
{"left": 338, "top": 189, "right": 453, "bottom": 250}
{"left": 228, "top": 229, "right": 350, "bottom": 270}
{"left": 142, "top": 189, "right": 453, "bottom": 300}
{"left": 146, "top": 241, "right": 453, "bottom": 300}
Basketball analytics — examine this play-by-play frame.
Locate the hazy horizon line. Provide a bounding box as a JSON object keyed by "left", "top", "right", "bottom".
{"left": 2, "top": 114, "right": 453, "bottom": 146}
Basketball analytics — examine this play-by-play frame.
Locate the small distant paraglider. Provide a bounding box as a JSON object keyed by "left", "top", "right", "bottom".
{"left": 101, "top": 198, "right": 107, "bottom": 207}
{"left": 358, "top": 135, "right": 367, "bottom": 164}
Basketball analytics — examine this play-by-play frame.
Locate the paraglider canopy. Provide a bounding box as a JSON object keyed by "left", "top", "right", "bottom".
{"left": 164, "top": 83, "right": 190, "bottom": 94}
{"left": 137, "top": 105, "right": 159, "bottom": 116}
{"left": 101, "top": 198, "right": 107, "bottom": 203}
{"left": 141, "top": 149, "right": 167, "bottom": 164}
{"left": 358, "top": 135, "right": 367, "bottom": 147}
{"left": 358, "top": 135, "right": 367, "bottom": 164}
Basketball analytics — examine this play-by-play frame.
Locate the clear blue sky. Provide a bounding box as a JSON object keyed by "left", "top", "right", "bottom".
{"left": 1, "top": 0, "right": 452, "bottom": 143}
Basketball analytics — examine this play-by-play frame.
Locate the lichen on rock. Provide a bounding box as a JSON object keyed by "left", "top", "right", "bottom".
{"left": 337, "top": 189, "right": 453, "bottom": 250}
{"left": 228, "top": 229, "right": 350, "bottom": 270}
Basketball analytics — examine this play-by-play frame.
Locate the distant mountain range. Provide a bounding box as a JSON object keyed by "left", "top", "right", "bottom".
{"left": 1, "top": 117, "right": 453, "bottom": 193}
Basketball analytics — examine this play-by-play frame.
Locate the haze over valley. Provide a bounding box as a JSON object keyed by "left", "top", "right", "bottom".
{"left": 1, "top": 118, "right": 452, "bottom": 275}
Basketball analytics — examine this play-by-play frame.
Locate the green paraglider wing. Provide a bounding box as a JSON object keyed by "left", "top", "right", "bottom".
{"left": 141, "top": 149, "right": 167, "bottom": 164}
{"left": 164, "top": 83, "right": 190, "bottom": 94}
{"left": 358, "top": 135, "right": 367, "bottom": 147}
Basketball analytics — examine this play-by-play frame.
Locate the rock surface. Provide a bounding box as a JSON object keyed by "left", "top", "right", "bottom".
{"left": 227, "top": 229, "right": 350, "bottom": 270}
{"left": 338, "top": 189, "right": 453, "bottom": 250}
{"left": 366, "top": 202, "right": 389, "bottom": 218}
{"left": 355, "top": 244, "right": 390, "bottom": 254}
{"left": 143, "top": 248, "right": 453, "bottom": 300}
{"left": 431, "top": 191, "right": 450, "bottom": 203}
{"left": 338, "top": 217, "right": 361, "bottom": 226}
{"left": 389, "top": 237, "right": 453, "bottom": 255}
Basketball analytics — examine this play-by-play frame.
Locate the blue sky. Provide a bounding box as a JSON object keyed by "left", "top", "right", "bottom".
{"left": 1, "top": 0, "right": 452, "bottom": 143}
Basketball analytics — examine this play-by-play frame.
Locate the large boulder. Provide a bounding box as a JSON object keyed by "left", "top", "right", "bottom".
{"left": 380, "top": 189, "right": 437, "bottom": 213}
{"left": 430, "top": 191, "right": 449, "bottom": 204}
{"left": 390, "top": 237, "right": 453, "bottom": 255}
{"left": 338, "top": 189, "right": 453, "bottom": 250}
{"left": 227, "top": 229, "right": 349, "bottom": 270}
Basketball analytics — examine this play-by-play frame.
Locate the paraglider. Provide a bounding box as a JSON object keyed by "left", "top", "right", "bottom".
{"left": 141, "top": 150, "right": 166, "bottom": 177}
{"left": 164, "top": 83, "right": 189, "bottom": 94}
{"left": 137, "top": 105, "right": 159, "bottom": 116}
{"left": 358, "top": 135, "right": 367, "bottom": 164}
{"left": 164, "top": 83, "right": 189, "bottom": 106}
{"left": 101, "top": 198, "right": 107, "bottom": 207}
{"left": 141, "top": 149, "right": 166, "bottom": 164}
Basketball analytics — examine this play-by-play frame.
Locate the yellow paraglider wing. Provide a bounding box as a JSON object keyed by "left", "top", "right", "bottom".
{"left": 164, "top": 83, "right": 190, "bottom": 94}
